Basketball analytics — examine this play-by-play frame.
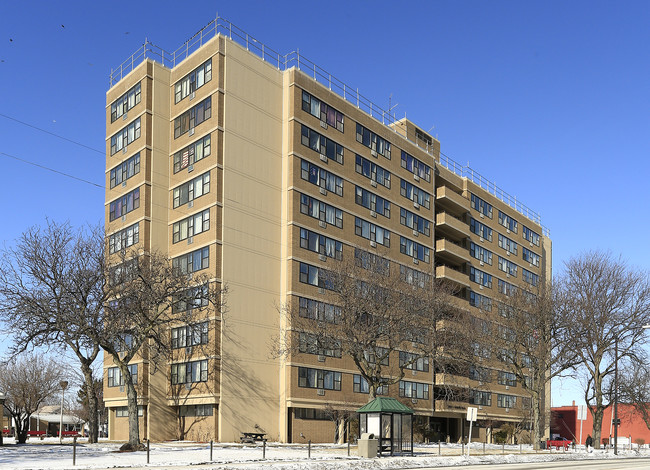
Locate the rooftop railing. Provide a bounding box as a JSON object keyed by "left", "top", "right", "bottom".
{"left": 109, "top": 15, "right": 549, "bottom": 238}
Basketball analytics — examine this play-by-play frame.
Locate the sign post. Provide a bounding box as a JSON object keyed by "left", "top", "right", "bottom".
{"left": 466, "top": 406, "right": 478, "bottom": 456}
{"left": 577, "top": 405, "right": 587, "bottom": 450}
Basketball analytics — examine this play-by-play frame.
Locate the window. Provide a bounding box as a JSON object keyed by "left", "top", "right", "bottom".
{"left": 498, "top": 234, "right": 518, "bottom": 255}
{"left": 469, "top": 366, "right": 492, "bottom": 383}
{"left": 174, "top": 96, "right": 212, "bottom": 139}
{"left": 299, "top": 332, "right": 341, "bottom": 357}
{"left": 498, "top": 211, "right": 518, "bottom": 233}
{"left": 300, "top": 125, "right": 344, "bottom": 164}
{"left": 295, "top": 408, "right": 329, "bottom": 420}
{"left": 471, "top": 193, "right": 493, "bottom": 218}
{"left": 109, "top": 258, "right": 138, "bottom": 286}
{"left": 172, "top": 171, "right": 210, "bottom": 208}
{"left": 522, "top": 247, "right": 540, "bottom": 267}
{"left": 355, "top": 154, "right": 391, "bottom": 188}
{"left": 356, "top": 123, "right": 391, "bottom": 159}
{"left": 298, "top": 367, "right": 341, "bottom": 390}
{"left": 172, "top": 284, "right": 209, "bottom": 313}
{"left": 299, "top": 193, "right": 343, "bottom": 228}
{"left": 109, "top": 187, "right": 140, "bottom": 221}
{"left": 172, "top": 209, "right": 210, "bottom": 243}
{"left": 355, "top": 248, "right": 390, "bottom": 275}
{"left": 399, "top": 380, "right": 429, "bottom": 399}
{"left": 171, "top": 321, "right": 209, "bottom": 349}
{"left": 470, "top": 291, "right": 492, "bottom": 312}
{"left": 107, "top": 364, "right": 138, "bottom": 387}
{"left": 300, "top": 160, "right": 343, "bottom": 196}
{"left": 523, "top": 226, "right": 541, "bottom": 246}
{"left": 172, "top": 246, "right": 209, "bottom": 274}
{"left": 300, "top": 228, "right": 342, "bottom": 259}
{"left": 401, "top": 150, "right": 431, "bottom": 182}
{"left": 353, "top": 375, "right": 388, "bottom": 395}
{"left": 110, "top": 153, "right": 141, "bottom": 188}
{"left": 301, "top": 90, "right": 344, "bottom": 132}
{"left": 298, "top": 297, "right": 341, "bottom": 323}
{"left": 400, "top": 265, "right": 431, "bottom": 289}
{"left": 498, "top": 325, "right": 516, "bottom": 343}
{"left": 299, "top": 262, "right": 332, "bottom": 290}
{"left": 470, "top": 267, "right": 492, "bottom": 288}
{"left": 115, "top": 406, "right": 143, "bottom": 417}
{"left": 498, "top": 279, "right": 517, "bottom": 296}
{"left": 109, "top": 223, "right": 139, "bottom": 254}
{"left": 355, "top": 186, "right": 390, "bottom": 218}
{"left": 469, "top": 390, "right": 492, "bottom": 406}
{"left": 114, "top": 333, "right": 133, "bottom": 353}
{"left": 171, "top": 360, "right": 208, "bottom": 384}
{"left": 173, "top": 134, "right": 211, "bottom": 173}
{"left": 498, "top": 257, "right": 518, "bottom": 277}
{"left": 522, "top": 268, "right": 539, "bottom": 286}
{"left": 470, "top": 242, "right": 493, "bottom": 265}
{"left": 521, "top": 354, "right": 533, "bottom": 369}
{"left": 110, "top": 82, "right": 141, "bottom": 122}
{"left": 174, "top": 59, "right": 212, "bottom": 103}
{"left": 400, "top": 237, "right": 430, "bottom": 263}
{"left": 399, "top": 351, "right": 429, "bottom": 372}
{"left": 470, "top": 218, "right": 493, "bottom": 241}
{"left": 364, "top": 347, "right": 389, "bottom": 366}
{"left": 355, "top": 217, "right": 390, "bottom": 247}
{"left": 179, "top": 404, "right": 214, "bottom": 417}
{"left": 497, "top": 394, "right": 517, "bottom": 408}
{"left": 400, "top": 180, "right": 430, "bottom": 209}
{"left": 498, "top": 371, "right": 517, "bottom": 387}
{"left": 471, "top": 341, "right": 491, "bottom": 359}
{"left": 110, "top": 118, "right": 141, "bottom": 155}
{"left": 400, "top": 208, "right": 430, "bottom": 236}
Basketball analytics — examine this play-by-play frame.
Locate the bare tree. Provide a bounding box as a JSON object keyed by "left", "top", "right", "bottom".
{"left": 278, "top": 249, "right": 463, "bottom": 401}
{"left": 618, "top": 363, "right": 650, "bottom": 431}
{"left": 474, "top": 280, "right": 578, "bottom": 449}
{"left": 0, "top": 221, "right": 105, "bottom": 443}
{"left": 558, "top": 251, "right": 650, "bottom": 445}
{"left": 97, "top": 248, "right": 225, "bottom": 447}
{"left": 0, "top": 355, "right": 63, "bottom": 443}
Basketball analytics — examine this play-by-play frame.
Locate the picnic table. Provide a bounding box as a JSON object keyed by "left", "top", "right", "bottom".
{"left": 27, "top": 430, "right": 46, "bottom": 439}
{"left": 57, "top": 430, "right": 80, "bottom": 438}
{"left": 240, "top": 432, "right": 267, "bottom": 444}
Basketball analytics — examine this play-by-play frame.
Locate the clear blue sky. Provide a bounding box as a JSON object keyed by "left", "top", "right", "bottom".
{"left": 2, "top": 0, "right": 649, "bottom": 406}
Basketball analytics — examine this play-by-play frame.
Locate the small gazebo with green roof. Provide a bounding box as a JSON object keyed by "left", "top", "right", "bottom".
{"left": 357, "top": 397, "right": 413, "bottom": 456}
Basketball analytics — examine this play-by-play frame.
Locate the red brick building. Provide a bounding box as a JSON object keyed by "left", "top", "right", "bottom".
{"left": 552, "top": 402, "right": 650, "bottom": 447}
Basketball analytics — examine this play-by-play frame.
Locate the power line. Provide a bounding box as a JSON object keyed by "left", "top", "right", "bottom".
{"left": 0, "top": 113, "right": 104, "bottom": 155}
{"left": 0, "top": 151, "right": 103, "bottom": 189}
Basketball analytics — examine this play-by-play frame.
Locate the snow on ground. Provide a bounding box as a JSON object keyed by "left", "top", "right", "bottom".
{"left": 0, "top": 438, "right": 647, "bottom": 470}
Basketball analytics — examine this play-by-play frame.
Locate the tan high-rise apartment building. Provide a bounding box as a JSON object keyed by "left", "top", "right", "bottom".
{"left": 104, "top": 17, "right": 551, "bottom": 443}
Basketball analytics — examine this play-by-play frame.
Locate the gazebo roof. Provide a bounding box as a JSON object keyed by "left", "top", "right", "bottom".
{"left": 356, "top": 397, "right": 414, "bottom": 414}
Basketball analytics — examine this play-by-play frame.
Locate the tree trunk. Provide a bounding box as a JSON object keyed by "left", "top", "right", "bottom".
{"left": 14, "top": 415, "right": 28, "bottom": 444}
{"left": 592, "top": 408, "right": 604, "bottom": 448}
{"left": 532, "top": 394, "right": 542, "bottom": 450}
{"left": 80, "top": 364, "right": 99, "bottom": 444}
{"left": 125, "top": 376, "right": 140, "bottom": 446}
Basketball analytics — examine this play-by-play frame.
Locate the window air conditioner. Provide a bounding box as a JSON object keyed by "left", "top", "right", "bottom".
{"left": 318, "top": 254, "right": 327, "bottom": 262}
{"left": 318, "top": 221, "right": 327, "bottom": 229}
{"left": 414, "top": 174, "right": 420, "bottom": 182}
{"left": 188, "top": 164, "right": 194, "bottom": 172}
{"left": 319, "top": 188, "right": 327, "bottom": 196}
{"left": 411, "top": 399, "right": 418, "bottom": 404}
{"left": 122, "top": 181, "right": 127, "bottom": 187}
{"left": 479, "top": 405, "right": 483, "bottom": 410}
{"left": 190, "top": 91, "right": 195, "bottom": 100}
{"left": 412, "top": 370, "right": 417, "bottom": 376}
{"left": 505, "top": 385, "right": 509, "bottom": 390}
{"left": 317, "top": 389, "right": 325, "bottom": 396}
{"left": 413, "top": 202, "right": 420, "bottom": 209}
{"left": 188, "top": 200, "right": 194, "bottom": 208}
{"left": 318, "top": 288, "right": 325, "bottom": 294}
{"left": 123, "top": 146, "right": 128, "bottom": 154}
{"left": 413, "top": 258, "right": 419, "bottom": 265}
{"left": 370, "top": 241, "right": 377, "bottom": 248}
{"left": 370, "top": 210, "right": 377, "bottom": 218}
{"left": 505, "top": 408, "right": 510, "bottom": 413}
{"left": 318, "top": 355, "right": 326, "bottom": 362}
{"left": 185, "top": 383, "right": 192, "bottom": 390}
{"left": 119, "top": 386, "right": 125, "bottom": 393}
{"left": 507, "top": 229, "right": 510, "bottom": 234}
{"left": 123, "top": 112, "right": 128, "bottom": 121}
{"left": 370, "top": 180, "right": 377, "bottom": 187}
{"left": 320, "top": 154, "right": 328, "bottom": 163}
{"left": 187, "top": 236, "right": 193, "bottom": 245}
{"left": 189, "top": 128, "right": 195, "bottom": 136}
{"left": 121, "top": 215, "right": 127, "bottom": 222}
{"left": 479, "top": 237, "right": 484, "bottom": 242}
{"left": 320, "top": 121, "right": 328, "bottom": 129}
{"left": 413, "top": 230, "right": 419, "bottom": 237}
{"left": 371, "top": 150, "right": 378, "bottom": 157}
{"left": 185, "top": 346, "right": 192, "bottom": 355}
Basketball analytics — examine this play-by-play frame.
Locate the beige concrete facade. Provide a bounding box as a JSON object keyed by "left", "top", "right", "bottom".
{"left": 105, "top": 20, "right": 551, "bottom": 444}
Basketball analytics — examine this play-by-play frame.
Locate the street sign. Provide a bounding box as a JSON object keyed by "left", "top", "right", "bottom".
{"left": 577, "top": 405, "right": 588, "bottom": 421}
{"left": 466, "top": 406, "right": 478, "bottom": 422}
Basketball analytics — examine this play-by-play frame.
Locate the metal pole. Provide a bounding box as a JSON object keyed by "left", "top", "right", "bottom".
{"left": 73, "top": 437, "right": 77, "bottom": 465}
{"left": 210, "top": 440, "right": 213, "bottom": 461}
{"left": 59, "top": 381, "right": 68, "bottom": 444}
{"left": 615, "top": 338, "right": 619, "bottom": 455}
{"left": 263, "top": 440, "right": 266, "bottom": 459}
{"left": 308, "top": 440, "right": 311, "bottom": 459}
{"left": 502, "top": 442, "right": 505, "bottom": 454}
{"left": 347, "top": 440, "right": 350, "bottom": 456}
{"left": 483, "top": 442, "right": 485, "bottom": 455}
{"left": 147, "top": 439, "right": 150, "bottom": 463}
{"left": 438, "top": 441, "right": 441, "bottom": 455}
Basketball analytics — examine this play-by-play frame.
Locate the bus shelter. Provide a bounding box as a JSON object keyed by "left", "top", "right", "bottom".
{"left": 357, "top": 397, "right": 413, "bottom": 456}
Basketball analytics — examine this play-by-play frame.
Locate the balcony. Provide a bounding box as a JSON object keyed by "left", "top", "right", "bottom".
{"left": 436, "top": 186, "right": 469, "bottom": 215}
{"left": 435, "top": 212, "right": 471, "bottom": 239}
{"left": 435, "top": 265, "right": 470, "bottom": 288}
{"left": 435, "top": 239, "right": 470, "bottom": 265}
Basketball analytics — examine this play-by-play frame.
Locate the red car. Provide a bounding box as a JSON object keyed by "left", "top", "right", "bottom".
{"left": 547, "top": 437, "right": 571, "bottom": 450}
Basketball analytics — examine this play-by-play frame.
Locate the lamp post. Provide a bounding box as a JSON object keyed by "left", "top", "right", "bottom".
{"left": 0, "top": 392, "right": 5, "bottom": 446}
{"left": 59, "top": 381, "right": 68, "bottom": 444}
{"left": 614, "top": 324, "right": 650, "bottom": 456}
